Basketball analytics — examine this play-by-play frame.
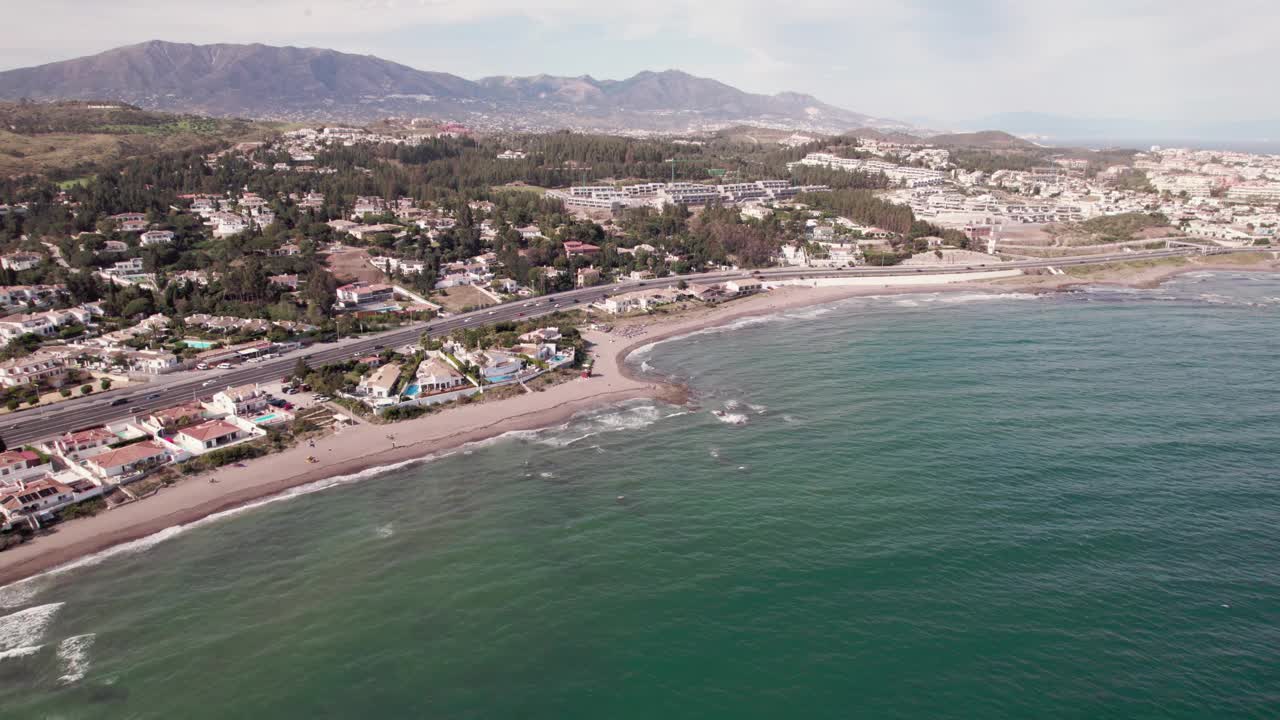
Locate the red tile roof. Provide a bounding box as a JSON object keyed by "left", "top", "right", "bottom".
{"left": 178, "top": 420, "right": 241, "bottom": 442}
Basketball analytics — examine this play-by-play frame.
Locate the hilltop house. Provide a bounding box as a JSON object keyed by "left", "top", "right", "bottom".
{"left": 1, "top": 252, "right": 43, "bottom": 272}
{"left": 140, "top": 230, "right": 175, "bottom": 247}
{"left": 0, "top": 352, "right": 67, "bottom": 389}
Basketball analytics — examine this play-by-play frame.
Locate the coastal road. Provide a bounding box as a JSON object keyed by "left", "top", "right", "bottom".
{"left": 1, "top": 246, "right": 1261, "bottom": 445}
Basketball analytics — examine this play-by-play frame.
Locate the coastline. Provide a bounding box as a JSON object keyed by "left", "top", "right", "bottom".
{"left": 1, "top": 253, "right": 1276, "bottom": 589}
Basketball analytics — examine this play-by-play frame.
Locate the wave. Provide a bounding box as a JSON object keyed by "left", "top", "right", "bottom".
{"left": 714, "top": 412, "right": 749, "bottom": 425}
{"left": 0, "top": 602, "right": 63, "bottom": 654}
{"left": 0, "top": 645, "right": 43, "bottom": 662}
{"left": 375, "top": 524, "right": 395, "bottom": 539}
{"left": 0, "top": 577, "right": 43, "bottom": 611}
{"left": 522, "top": 401, "right": 668, "bottom": 448}
{"left": 57, "top": 633, "right": 95, "bottom": 684}
{"left": 0, "top": 451, "right": 454, "bottom": 598}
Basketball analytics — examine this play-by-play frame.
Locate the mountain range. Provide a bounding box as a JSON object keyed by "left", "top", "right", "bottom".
{"left": 0, "top": 41, "right": 910, "bottom": 134}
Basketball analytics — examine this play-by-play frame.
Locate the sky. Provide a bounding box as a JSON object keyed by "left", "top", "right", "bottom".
{"left": 2, "top": 0, "right": 1278, "bottom": 137}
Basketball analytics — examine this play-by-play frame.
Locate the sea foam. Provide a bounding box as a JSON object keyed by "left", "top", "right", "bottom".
{"left": 57, "top": 633, "right": 95, "bottom": 684}
{"left": 0, "top": 602, "right": 63, "bottom": 655}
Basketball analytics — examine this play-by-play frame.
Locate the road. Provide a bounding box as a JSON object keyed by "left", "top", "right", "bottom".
{"left": 0, "top": 246, "right": 1258, "bottom": 445}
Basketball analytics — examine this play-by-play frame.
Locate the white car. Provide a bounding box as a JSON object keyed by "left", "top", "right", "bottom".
{"left": 217, "top": 363, "right": 232, "bottom": 370}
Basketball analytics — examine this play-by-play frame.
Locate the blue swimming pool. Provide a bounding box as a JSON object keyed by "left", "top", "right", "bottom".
{"left": 185, "top": 340, "right": 216, "bottom": 349}
{"left": 252, "top": 413, "right": 278, "bottom": 424}
{"left": 402, "top": 384, "right": 421, "bottom": 398}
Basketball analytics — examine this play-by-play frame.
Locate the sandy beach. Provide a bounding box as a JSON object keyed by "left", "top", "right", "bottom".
{"left": 1, "top": 252, "right": 1276, "bottom": 587}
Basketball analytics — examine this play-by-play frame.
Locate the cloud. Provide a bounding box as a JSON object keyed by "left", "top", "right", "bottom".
{"left": 5, "top": 0, "right": 1279, "bottom": 131}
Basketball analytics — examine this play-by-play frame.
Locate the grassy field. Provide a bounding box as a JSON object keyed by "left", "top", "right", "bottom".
{"left": 0, "top": 101, "right": 279, "bottom": 179}
{"left": 434, "top": 284, "right": 497, "bottom": 313}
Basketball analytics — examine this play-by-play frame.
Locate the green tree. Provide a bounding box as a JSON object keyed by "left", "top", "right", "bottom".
{"left": 79, "top": 384, "right": 92, "bottom": 396}
{"left": 100, "top": 377, "right": 112, "bottom": 391}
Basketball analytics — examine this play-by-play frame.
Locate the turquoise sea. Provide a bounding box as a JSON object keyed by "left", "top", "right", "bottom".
{"left": 1, "top": 272, "right": 1279, "bottom": 718}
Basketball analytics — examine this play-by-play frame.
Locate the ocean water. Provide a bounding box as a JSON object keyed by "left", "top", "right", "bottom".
{"left": 1, "top": 272, "right": 1279, "bottom": 719}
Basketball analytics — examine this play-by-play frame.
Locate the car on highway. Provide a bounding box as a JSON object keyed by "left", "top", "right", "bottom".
{"left": 217, "top": 362, "right": 232, "bottom": 369}
{"left": 196, "top": 362, "right": 209, "bottom": 370}
{"left": 110, "top": 398, "right": 129, "bottom": 406}
{"left": 202, "top": 380, "right": 214, "bottom": 387}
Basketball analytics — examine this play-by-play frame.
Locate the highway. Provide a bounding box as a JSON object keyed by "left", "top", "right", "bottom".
{"left": 0, "top": 245, "right": 1257, "bottom": 445}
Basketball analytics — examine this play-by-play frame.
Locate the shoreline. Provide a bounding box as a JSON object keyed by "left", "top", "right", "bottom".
{"left": 1, "top": 254, "right": 1276, "bottom": 590}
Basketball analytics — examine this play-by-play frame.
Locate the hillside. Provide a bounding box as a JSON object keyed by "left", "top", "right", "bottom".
{"left": 0, "top": 41, "right": 908, "bottom": 134}
{"left": 925, "top": 130, "right": 1037, "bottom": 149}
{"left": 0, "top": 100, "right": 275, "bottom": 179}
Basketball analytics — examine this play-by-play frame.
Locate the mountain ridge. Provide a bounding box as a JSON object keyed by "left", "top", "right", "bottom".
{"left": 0, "top": 40, "right": 909, "bottom": 134}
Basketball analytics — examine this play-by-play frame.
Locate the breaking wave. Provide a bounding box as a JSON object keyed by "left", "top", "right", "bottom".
{"left": 57, "top": 633, "right": 95, "bottom": 684}
{"left": 0, "top": 602, "right": 63, "bottom": 656}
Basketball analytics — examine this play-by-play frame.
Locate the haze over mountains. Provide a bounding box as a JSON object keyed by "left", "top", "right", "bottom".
{"left": 0, "top": 41, "right": 910, "bottom": 134}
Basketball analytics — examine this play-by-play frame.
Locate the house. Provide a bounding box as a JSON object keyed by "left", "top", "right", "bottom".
{"left": 347, "top": 223, "right": 405, "bottom": 242}
{"left": 600, "top": 288, "right": 678, "bottom": 314}
{"left": 140, "top": 402, "right": 207, "bottom": 434}
{"left": 109, "top": 213, "right": 149, "bottom": 232}
{"left": 211, "top": 213, "right": 249, "bottom": 238}
{"left": 106, "top": 257, "right": 145, "bottom": 276}
{"left": 725, "top": 279, "right": 764, "bottom": 295}
{"left": 84, "top": 441, "right": 170, "bottom": 480}
{"left": 121, "top": 349, "right": 180, "bottom": 374}
{"left": 174, "top": 420, "right": 247, "bottom": 454}
{"left": 0, "top": 352, "right": 66, "bottom": 388}
{"left": 140, "top": 230, "right": 175, "bottom": 247}
{"left": 1, "top": 252, "right": 43, "bottom": 272}
{"left": 0, "top": 450, "right": 51, "bottom": 485}
{"left": 519, "top": 327, "right": 562, "bottom": 343}
{"left": 327, "top": 219, "right": 360, "bottom": 234}
{"left": 0, "top": 312, "right": 58, "bottom": 340}
{"left": 1, "top": 477, "right": 77, "bottom": 524}
{"left": 516, "top": 225, "right": 543, "bottom": 240}
{"left": 415, "top": 357, "right": 466, "bottom": 392}
{"left": 51, "top": 427, "right": 118, "bottom": 459}
{"left": 564, "top": 241, "right": 601, "bottom": 257}
{"left": 209, "top": 384, "right": 269, "bottom": 417}
{"left": 268, "top": 273, "right": 300, "bottom": 290}
{"left": 468, "top": 350, "right": 523, "bottom": 382}
{"left": 336, "top": 282, "right": 395, "bottom": 310}
{"left": 359, "top": 363, "right": 402, "bottom": 399}
{"left": 272, "top": 243, "right": 301, "bottom": 257}
{"left": 577, "top": 267, "right": 602, "bottom": 287}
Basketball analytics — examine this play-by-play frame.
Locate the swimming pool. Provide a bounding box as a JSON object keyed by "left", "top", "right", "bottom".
{"left": 402, "top": 384, "right": 421, "bottom": 398}
{"left": 185, "top": 340, "right": 216, "bottom": 349}
{"left": 252, "top": 413, "right": 278, "bottom": 424}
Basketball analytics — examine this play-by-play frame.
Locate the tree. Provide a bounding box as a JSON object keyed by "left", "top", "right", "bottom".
{"left": 100, "top": 377, "right": 112, "bottom": 391}
{"left": 79, "top": 384, "right": 92, "bottom": 396}
{"left": 293, "top": 358, "right": 311, "bottom": 380}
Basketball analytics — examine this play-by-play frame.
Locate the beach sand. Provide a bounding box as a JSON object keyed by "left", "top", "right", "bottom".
{"left": 1, "top": 252, "right": 1276, "bottom": 587}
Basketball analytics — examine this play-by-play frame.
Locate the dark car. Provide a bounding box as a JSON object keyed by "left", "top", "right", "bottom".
{"left": 110, "top": 398, "right": 129, "bottom": 406}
